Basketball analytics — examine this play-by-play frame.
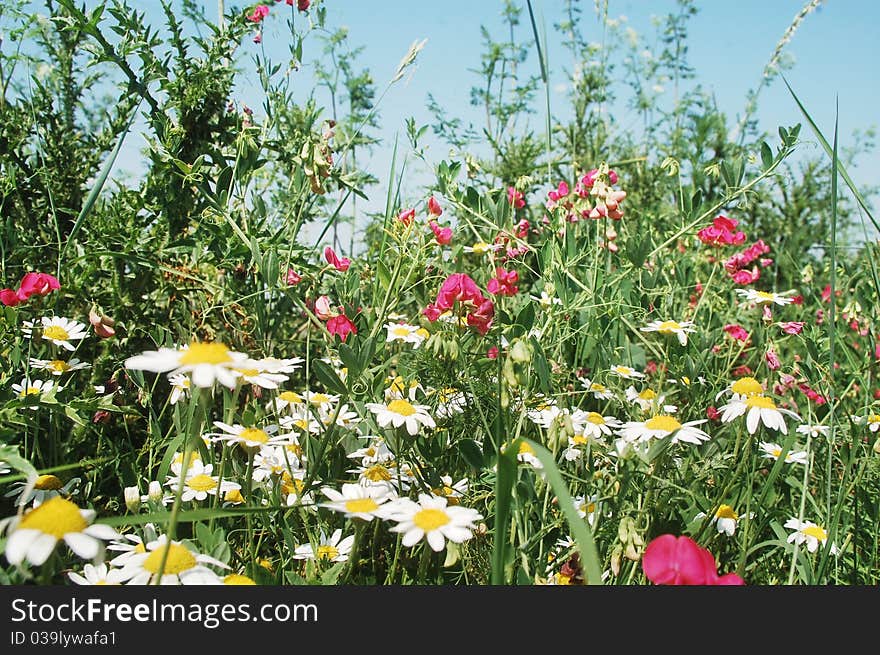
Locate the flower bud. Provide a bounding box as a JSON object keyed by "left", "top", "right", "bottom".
{"left": 124, "top": 486, "right": 141, "bottom": 512}
{"left": 147, "top": 480, "right": 163, "bottom": 503}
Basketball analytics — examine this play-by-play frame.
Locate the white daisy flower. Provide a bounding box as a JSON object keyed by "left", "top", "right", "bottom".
{"left": 609, "top": 364, "right": 645, "bottom": 380}
{"left": 303, "top": 390, "right": 340, "bottom": 412}
{"left": 168, "top": 373, "right": 191, "bottom": 405}
{"left": 758, "top": 442, "right": 808, "bottom": 465}
{"left": 717, "top": 395, "right": 800, "bottom": 434}
{"left": 640, "top": 319, "right": 696, "bottom": 346}
{"left": 68, "top": 563, "right": 127, "bottom": 586}
{"left": 115, "top": 535, "right": 229, "bottom": 585}
{"left": 252, "top": 445, "right": 302, "bottom": 483}
{"left": 4, "top": 473, "right": 79, "bottom": 508}
{"left": 572, "top": 494, "right": 599, "bottom": 526}
{"left": 253, "top": 356, "right": 304, "bottom": 374}
{"left": 796, "top": 424, "right": 831, "bottom": 439}
{"left": 125, "top": 341, "right": 249, "bottom": 389}
{"left": 281, "top": 467, "right": 314, "bottom": 508}
{"left": 384, "top": 376, "right": 423, "bottom": 402}
{"left": 384, "top": 493, "right": 483, "bottom": 552}
{"left": 851, "top": 413, "right": 880, "bottom": 432}
{"left": 431, "top": 387, "right": 469, "bottom": 419}
{"left": 348, "top": 462, "right": 410, "bottom": 494}
{"left": 28, "top": 357, "right": 90, "bottom": 376}
{"left": 320, "top": 403, "right": 362, "bottom": 430}
{"left": 3, "top": 497, "right": 119, "bottom": 566}
{"left": 530, "top": 290, "right": 563, "bottom": 309}
{"left": 463, "top": 241, "right": 503, "bottom": 255}
{"left": 616, "top": 414, "right": 711, "bottom": 445}
{"left": 526, "top": 397, "right": 562, "bottom": 428}
{"left": 578, "top": 378, "right": 615, "bottom": 400}
{"left": 11, "top": 378, "right": 54, "bottom": 408}
{"left": 279, "top": 409, "right": 323, "bottom": 435}
{"left": 107, "top": 525, "right": 159, "bottom": 567}
{"left": 293, "top": 529, "right": 355, "bottom": 562}
{"left": 695, "top": 504, "right": 750, "bottom": 537}
{"left": 22, "top": 316, "right": 88, "bottom": 351}
{"left": 385, "top": 322, "right": 430, "bottom": 347}
{"left": 513, "top": 440, "right": 543, "bottom": 468}
{"left": 207, "top": 421, "right": 294, "bottom": 451}
{"left": 347, "top": 437, "right": 395, "bottom": 465}
{"left": 230, "top": 362, "right": 289, "bottom": 389}
{"left": 365, "top": 399, "right": 436, "bottom": 436}
{"left": 715, "top": 376, "right": 765, "bottom": 401}
{"left": 319, "top": 483, "right": 393, "bottom": 520}
{"left": 430, "top": 475, "right": 468, "bottom": 505}
{"left": 269, "top": 390, "right": 307, "bottom": 415}
{"left": 625, "top": 386, "right": 677, "bottom": 413}
{"left": 736, "top": 289, "right": 795, "bottom": 306}
{"left": 784, "top": 518, "right": 839, "bottom": 555}
{"left": 164, "top": 460, "right": 240, "bottom": 503}
{"left": 570, "top": 410, "right": 621, "bottom": 441}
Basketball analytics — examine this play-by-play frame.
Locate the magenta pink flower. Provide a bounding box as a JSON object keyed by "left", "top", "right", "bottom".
{"left": 697, "top": 215, "right": 746, "bottom": 248}
{"left": 730, "top": 268, "right": 759, "bottom": 285}
{"left": 326, "top": 313, "right": 356, "bottom": 342}
{"left": 397, "top": 208, "right": 416, "bottom": 226}
{"left": 507, "top": 187, "right": 525, "bottom": 209}
{"left": 466, "top": 298, "right": 495, "bottom": 336}
{"left": 427, "top": 196, "right": 443, "bottom": 217}
{"left": 435, "top": 273, "right": 484, "bottom": 312}
{"left": 642, "top": 534, "right": 745, "bottom": 586}
{"left": 766, "top": 349, "right": 781, "bottom": 371}
{"left": 0, "top": 289, "right": 20, "bottom": 306}
{"left": 486, "top": 267, "right": 519, "bottom": 297}
{"left": 723, "top": 324, "right": 750, "bottom": 342}
{"left": 779, "top": 321, "right": 804, "bottom": 335}
{"left": 296, "top": 0, "right": 310, "bottom": 10}
{"left": 422, "top": 303, "right": 442, "bottom": 322}
{"left": 429, "top": 220, "right": 453, "bottom": 246}
{"left": 286, "top": 269, "right": 302, "bottom": 285}
{"left": 324, "top": 247, "right": 350, "bottom": 272}
{"left": 247, "top": 5, "right": 270, "bottom": 22}
{"left": 1, "top": 271, "right": 61, "bottom": 306}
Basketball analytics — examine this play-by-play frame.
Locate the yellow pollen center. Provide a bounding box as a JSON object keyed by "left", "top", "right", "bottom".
{"left": 179, "top": 342, "right": 232, "bottom": 366}
{"left": 20, "top": 387, "right": 41, "bottom": 397}
{"left": 281, "top": 473, "right": 304, "bottom": 496}
{"left": 43, "top": 325, "right": 70, "bottom": 341}
{"left": 745, "top": 395, "right": 777, "bottom": 409}
{"left": 225, "top": 489, "right": 244, "bottom": 503}
{"left": 279, "top": 391, "right": 303, "bottom": 404}
{"left": 586, "top": 412, "right": 606, "bottom": 425}
{"left": 47, "top": 360, "right": 70, "bottom": 373}
{"left": 316, "top": 545, "right": 339, "bottom": 561}
{"left": 34, "top": 474, "right": 63, "bottom": 490}
{"left": 590, "top": 383, "right": 606, "bottom": 393}
{"left": 644, "top": 415, "right": 682, "bottom": 432}
{"left": 756, "top": 291, "right": 776, "bottom": 302}
{"left": 344, "top": 498, "right": 379, "bottom": 514}
{"left": 392, "top": 327, "right": 411, "bottom": 336}
{"left": 771, "top": 448, "right": 782, "bottom": 458}
{"left": 239, "top": 428, "right": 269, "bottom": 444}
{"left": 657, "top": 320, "right": 682, "bottom": 333}
{"left": 639, "top": 389, "right": 657, "bottom": 400}
{"left": 731, "top": 377, "right": 764, "bottom": 396}
{"left": 416, "top": 328, "right": 430, "bottom": 338}
{"left": 309, "top": 393, "right": 330, "bottom": 405}
{"left": 801, "top": 525, "right": 827, "bottom": 541}
{"left": 518, "top": 442, "right": 536, "bottom": 455}
{"left": 224, "top": 574, "right": 256, "bottom": 585}
{"left": 17, "top": 497, "right": 87, "bottom": 538}
{"left": 413, "top": 508, "right": 451, "bottom": 531}
{"left": 471, "top": 242, "right": 489, "bottom": 254}
{"left": 186, "top": 474, "right": 217, "bottom": 492}
{"left": 614, "top": 367, "right": 632, "bottom": 375}
{"left": 286, "top": 444, "right": 303, "bottom": 458}
{"left": 142, "top": 543, "right": 197, "bottom": 575}
{"left": 868, "top": 414, "right": 880, "bottom": 424}
{"left": 235, "top": 368, "right": 260, "bottom": 377}
{"left": 580, "top": 501, "right": 596, "bottom": 514}
{"left": 387, "top": 399, "right": 416, "bottom": 416}
{"left": 363, "top": 465, "right": 392, "bottom": 482}
{"left": 134, "top": 543, "right": 147, "bottom": 554}
{"left": 715, "top": 504, "right": 738, "bottom": 520}
{"left": 572, "top": 435, "right": 589, "bottom": 446}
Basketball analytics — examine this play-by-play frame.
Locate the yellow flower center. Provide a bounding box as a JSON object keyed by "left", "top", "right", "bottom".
{"left": 590, "top": 383, "right": 607, "bottom": 393}
{"left": 392, "top": 326, "right": 411, "bottom": 337}
{"left": 644, "top": 415, "right": 682, "bottom": 432}
{"left": 17, "top": 497, "right": 87, "bottom": 538}
{"left": 344, "top": 498, "right": 379, "bottom": 514}
{"left": 43, "top": 325, "right": 70, "bottom": 341}
{"left": 286, "top": 444, "right": 304, "bottom": 458}
{"left": 471, "top": 242, "right": 489, "bottom": 254}
{"left": 770, "top": 447, "right": 782, "bottom": 458}
{"left": 579, "top": 501, "right": 596, "bottom": 515}
{"left": 518, "top": 441, "right": 536, "bottom": 456}
{"left": 416, "top": 328, "right": 430, "bottom": 339}
{"left": 387, "top": 399, "right": 417, "bottom": 417}
{"left": 47, "top": 360, "right": 70, "bottom": 373}
{"left": 745, "top": 395, "right": 777, "bottom": 410}
{"left": 34, "top": 474, "right": 63, "bottom": 490}
{"left": 239, "top": 428, "right": 269, "bottom": 444}
{"left": 225, "top": 489, "right": 244, "bottom": 504}
{"left": 309, "top": 393, "right": 330, "bottom": 405}
{"left": 279, "top": 391, "right": 303, "bottom": 404}
{"left": 586, "top": 412, "right": 606, "bottom": 425}
{"left": 19, "top": 386, "right": 41, "bottom": 397}
{"left": 362, "top": 464, "right": 392, "bottom": 482}
{"left": 235, "top": 368, "right": 260, "bottom": 377}
{"left": 715, "top": 504, "right": 738, "bottom": 520}
{"left": 413, "top": 508, "right": 451, "bottom": 532}
{"left": 572, "top": 434, "right": 589, "bottom": 446}
{"left": 639, "top": 389, "right": 657, "bottom": 400}
{"left": 281, "top": 472, "right": 304, "bottom": 496}
{"left": 258, "top": 558, "right": 273, "bottom": 571}
{"left": 801, "top": 525, "right": 827, "bottom": 541}
{"left": 755, "top": 291, "right": 776, "bottom": 302}
{"left": 613, "top": 366, "right": 633, "bottom": 375}
{"left": 179, "top": 342, "right": 232, "bottom": 366}
{"left": 134, "top": 543, "right": 147, "bottom": 554}
{"left": 224, "top": 574, "right": 256, "bottom": 585}
{"left": 868, "top": 414, "right": 880, "bottom": 424}
{"left": 142, "top": 543, "right": 197, "bottom": 575}
{"left": 556, "top": 573, "right": 573, "bottom": 585}
{"left": 656, "top": 320, "right": 682, "bottom": 333}
{"left": 186, "top": 474, "right": 217, "bottom": 492}
{"left": 731, "top": 377, "right": 764, "bottom": 396}
{"left": 316, "top": 545, "right": 339, "bottom": 561}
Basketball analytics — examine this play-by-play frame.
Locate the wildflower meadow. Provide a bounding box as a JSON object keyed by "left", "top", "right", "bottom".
{"left": 1, "top": 0, "right": 879, "bottom": 592}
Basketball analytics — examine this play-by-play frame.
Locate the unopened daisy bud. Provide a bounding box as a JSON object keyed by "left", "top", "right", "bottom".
{"left": 124, "top": 486, "right": 141, "bottom": 512}
{"left": 509, "top": 338, "right": 532, "bottom": 364}
{"left": 147, "top": 480, "right": 163, "bottom": 503}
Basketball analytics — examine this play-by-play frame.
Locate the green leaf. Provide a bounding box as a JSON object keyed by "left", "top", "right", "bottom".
{"left": 457, "top": 439, "right": 484, "bottom": 471}
{"left": 491, "top": 439, "right": 519, "bottom": 584}
{"left": 312, "top": 359, "right": 348, "bottom": 396}
{"left": 760, "top": 141, "right": 774, "bottom": 170}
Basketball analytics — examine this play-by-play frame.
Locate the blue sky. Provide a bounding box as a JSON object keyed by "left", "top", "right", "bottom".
{"left": 106, "top": 0, "right": 878, "bottom": 239}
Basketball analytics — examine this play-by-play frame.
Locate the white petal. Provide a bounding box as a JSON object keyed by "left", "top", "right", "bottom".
{"left": 401, "top": 528, "right": 423, "bottom": 547}
{"left": 190, "top": 365, "right": 216, "bottom": 388}
{"left": 426, "top": 530, "right": 446, "bottom": 552}
{"left": 84, "top": 524, "right": 121, "bottom": 540}
{"left": 746, "top": 408, "right": 760, "bottom": 434}
{"left": 4, "top": 529, "right": 40, "bottom": 565}
{"left": 64, "top": 533, "right": 100, "bottom": 560}
{"left": 27, "top": 533, "right": 60, "bottom": 565}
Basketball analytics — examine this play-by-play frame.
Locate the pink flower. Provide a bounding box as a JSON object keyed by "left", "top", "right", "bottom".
{"left": 314, "top": 295, "right": 334, "bottom": 320}
{"left": 429, "top": 220, "right": 453, "bottom": 246}
{"left": 706, "top": 406, "right": 721, "bottom": 421}
{"left": 89, "top": 308, "right": 116, "bottom": 339}
{"left": 515, "top": 219, "right": 530, "bottom": 239}
{"left": 427, "top": 196, "right": 443, "bottom": 217}
{"left": 1, "top": 271, "right": 61, "bottom": 306}
{"left": 435, "top": 273, "right": 484, "bottom": 312}
{"left": 296, "top": 0, "right": 310, "bottom": 10}
{"left": 324, "top": 247, "right": 350, "bottom": 272}
{"left": 0, "top": 289, "right": 20, "bottom": 306}
{"left": 507, "top": 186, "right": 525, "bottom": 209}
{"left": 486, "top": 267, "right": 519, "bottom": 297}
{"left": 326, "top": 313, "right": 356, "bottom": 342}
{"left": 285, "top": 269, "right": 302, "bottom": 285}
{"left": 397, "top": 208, "right": 416, "bottom": 226}
{"left": 487, "top": 346, "right": 499, "bottom": 359}
{"left": 253, "top": 31, "right": 262, "bottom": 44}
{"left": 422, "top": 303, "right": 442, "bottom": 322}
{"left": 779, "top": 321, "right": 804, "bottom": 335}
{"left": 723, "top": 324, "right": 750, "bottom": 342}
{"left": 642, "top": 534, "right": 744, "bottom": 586}
{"left": 697, "top": 215, "right": 746, "bottom": 247}
{"left": 466, "top": 298, "right": 495, "bottom": 336}
{"left": 247, "top": 5, "right": 270, "bottom": 22}
{"left": 730, "top": 268, "right": 759, "bottom": 285}
{"left": 766, "top": 349, "right": 781, "bottom": 371}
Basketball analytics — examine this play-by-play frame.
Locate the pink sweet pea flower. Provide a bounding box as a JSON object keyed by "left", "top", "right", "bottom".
{"left": 779, "top": 321, "right": 804, "bottom": 335}
{"left": 423, "top": 303, "right": 442, "bottom": 322}
{"left": 314, "top": 295, "right": 334, "bottom": 320}
{"left": 17, "top": 272, "right": 60, "bottom": 299}
{"left": 296, "top": 0, "right": 310, "bottom": 10}
{"left": 435, "top": 273, "right": 484, "bottom": 312}
{"left": 247, "top": 4, "right": 270, "bottom": 22}
{"left": 486, "top": 267, "right": 519, "bottom": 296}
{"left": 89, "top": 308, "right": 116, "bottom": 339}
{"left": 642, "top": 534, "right": 744, "bottom": 586}
{"left": 324, "top": 247, "right": 351, "bottom": 272}
{"left": 466, "top": 298, "right": 495, "bottom": 336}
{"left": 397, "top": 208, "right": 416, "bottom": 226}
{"left": 507, "top": 186, "right": 525, "bottom": 209}
{"left": 730, "top": 268, "right": 759, "bottom": 285}
{"left": 326, "top": 313, "right": 356, "bottom": 342}
{"left": 429, "top": 220, "right": 453, "bottom": 246}
{"left": 766, "top": 349, "right": 781, "bottom": 371}
{"left": 427, "top": 196, "right": 443, "bottom": 217}
{"left": 285, "top": 269, "right": 302, "bottom": 285}
{"left": 723, "top": 324, "right": 750, "bottom": 342}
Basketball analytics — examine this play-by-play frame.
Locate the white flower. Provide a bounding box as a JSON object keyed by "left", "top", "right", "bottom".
{"left": 526, "top": 396, "right": 562, "bottom": 428}
{"left": 164, "top": 460, "right": 240, "bottom": 503}
{"left": 384, "top": 493, "right": 483, "bottom": 551}
{"left": 609, "top": 364, "right": 645, "bottom": 380}
{"left": 616, "top": 414, "right": 710, "bottom": 445}
{"left": 168, "top": 373, "right": 191, "bottom": 405}
{"left": 319, "top": 484, "right": 393, "bottom": 520}
{"left": 625, "top": 386, "right": 677, "bottom": 413}
{"left": 695, "top": 504, "right": 750, "bottom": 537}
{"left": 715, "top": 376, "right": 765, "bottom": 401}
{"left": 3, "top": 497, "right": 119, "bottom": 566}
{"left": 431, "top": 387, "right": 469, "bottom": 419}
{"left": 125, "top": 341, "right": 249, "bottom": 389}
{"left": 11, "top": 378, "right": 54, "bottom": 408}
{"left": 570, "top": 410, "right": 621, "bottom": 442}
{"left": 230, "top": 362, "right": 289, "bottom": 389}
{"left": 347, "top": 437, "right": 395, "bottom": 465}
{"left": 796, "top": 424, "right": 830, "bottom": 439}
{"left": 431, "top": 475, "right": 469, "bottom": 505}
{"left": 736, "top": 289, "right": 795, "bottom": 306}
{"left": 640, "top": 319, "right": 696, "bottom": 346}
{"left": 348, "top": 461, "right": 409, "bottom": 494}
{"left": 207, "top": 421, "right": 294, "bottom": 451}
{"left": 572, "top": 495, "right": 599, "bottom": 526}
{"left": 759, "top": 442, "right": 808, "bottom": 465}
{"left": 513, "top": 440, "right": 543, "bottom": 468}
{"left": 22, "top": 316, "right": 88, "bottom": 351}
{"left": 28, "top": 357, "right": 90, "bottom": 376}
{"left": 252, "top": 356, "right": 303, "bottom": 374}
{"left": 293, "top": 529, "right": 355, "bottom": 562}
{"left": 384, "top": 376, "right": 423, "bottom": 402}
{"left": 115, "top": 535, "right": 229, "bottom": 585}
{"left": 530, "top": 291, "right": 562, "bottom": 309}
{"left": 269, "top": 390, "right": 307, "bottom": 415}
{"left": 252, "top": 445, "right": 302, "bottom": 483}
{"left": 578, "top": 378, "right": 615, "bottom": 400}
{"left": 107, "top": 525, "right": 159, "bottom": 567}
{"left": 68, "top": 563, "right": 127, "bottom": 585}
{"left": 463, "top": 241, "right": 503, "bottom": 255}
{"left": 385, "top": 322, "right": 429, "bottom": 347}
{"left": 717, "top": 395, "right": 800, "bottom": 434}
{"left": 851, "top": 413, "right": 880, "bottom": 432}
{"left": 4, "top": 473, "right": 79, "bottom": 507}
{"left": 280, "top": 409, "right": 323, "bottom": 435}
{"left": 784, "top": 518, "right": 839, "bottom": 555}
{"left": 365, "top": 399, "right": 435, "bottom": 436}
